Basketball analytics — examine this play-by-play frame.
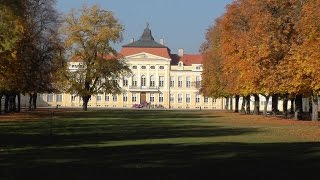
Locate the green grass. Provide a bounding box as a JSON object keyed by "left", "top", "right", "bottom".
{"left": 1, "top": 109, "right": 320, "bottom": 179}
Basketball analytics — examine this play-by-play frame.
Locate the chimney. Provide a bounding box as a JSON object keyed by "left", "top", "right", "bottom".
{"left": 130, "top": 38, "right": 134, "bottom": 43}
{"left": 160, "top": 38, "right": 164, "bottom": 45}
{"left": 178, "top": 49, "right": 184, "bottom": 57}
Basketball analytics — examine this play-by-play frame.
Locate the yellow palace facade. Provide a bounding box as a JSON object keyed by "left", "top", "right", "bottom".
{"left": 35, "top": 26, "right": 223, "bottom": 110}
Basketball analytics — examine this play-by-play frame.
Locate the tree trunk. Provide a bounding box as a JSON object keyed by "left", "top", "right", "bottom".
{"left": 312, "top": 95, "right": 318, "bottom": 121}
{"left": 4, "top": 95, "right": 9, "bottom": 113}
{"left": 0, "top": 94, "right": 2, "bottom": 115}
{"left": 235, "top": 95, "right": 239, "bottom": 113}
{"left": 253, "top": 94, "right": 260, "bottom": 115}
{"left": 272, "top": 94, "right": 279, "bottom": 116}
{"left": 225, "top": 97, "right": 229, "bottom": 110}
{"left": 283, "top": 94, "right": 288, "bottom": 117}
{"left": 33, "top": 93, "right": 37, "bottom": 109}
{"left": 294, "top": 95, "right": 303, "bottom": 120}
{"left": 29, "top": 93, "right": 33, "bottom": 111}
{"left": 12, "top": 94, "right": 16, "bottom": 112}
{"left": 17, "top": 94, "right": 21, "bottom": 112}
{"left": 82, "top": 95, "right": 91, "bottom": 111}
{"left": 263, "top": 95, "right": 270, "bottom": 116}
{"left": 241, "top": 96, "right": 245, "bottom": 113}
{"left": 245, "top": 95, "right": 250, "bottom": 114}
{"left": 290, "top": 99, "right": 295, "bottom": 114}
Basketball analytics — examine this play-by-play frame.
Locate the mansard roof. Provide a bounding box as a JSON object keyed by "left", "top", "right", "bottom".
{"left": 122, "top": 23, "right": 167, "bottom": 48}
{"left": 121, "top": 24, "right": 203, "bottom": 65}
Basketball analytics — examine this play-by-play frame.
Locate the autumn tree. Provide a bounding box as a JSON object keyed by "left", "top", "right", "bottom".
{"left": 284, "top": 0, "right": 320, "bottom": 121}
{"left": 202, "top": 0, "right": 320, "bottom": 120}
{"left": 0, "top": 0, "right": 24, "bottom": 113}
{"left": 15, "top": 0, "right": 62, "bottom": 110}
{"left": 200, "top": 19, "right": 233, "bottom": 108}
{"left": 61, "top": 5, "right": 130, "bottom": 111}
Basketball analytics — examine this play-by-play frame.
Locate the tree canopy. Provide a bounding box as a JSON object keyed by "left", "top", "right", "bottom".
{"left": 201, "top": 0, "right": 320, "bottom": 120}
{"left": 60, "top": 5, "right": 130, "bottom": 110}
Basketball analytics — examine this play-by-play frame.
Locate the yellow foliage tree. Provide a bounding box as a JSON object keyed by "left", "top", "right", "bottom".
{"left": 61, "top": 5, "right": 130, "bottom": 110}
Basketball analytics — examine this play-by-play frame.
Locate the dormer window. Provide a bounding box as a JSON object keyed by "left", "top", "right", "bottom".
{"left": 178, "top": 61, "right": 183, "bottom": 67}
{"left": 196, "top": 66, "right": 202, "bottom": 70}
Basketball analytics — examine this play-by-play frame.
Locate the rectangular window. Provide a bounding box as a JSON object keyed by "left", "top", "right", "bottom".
{"left": 141, "top": 76, "right": 146, "bottom": 86}
{"left": 186, "top": 94, "right": 191, "bottom": 103}
{"left": 186, "top": 76, "right": 191, "bottom": 88}
{"left": 196, "top": 76, "right": 201, "bottom": 88}
{"left": 196, "top": 94, "right": 200, "bottom": 103}
{"left": 150, "top": 93, "right": 155, "bottom": 102}
{"left": 178, "top": 93, "right": 183, "bottom": 103}
{"left": 105, "top": 95, "right": 110, "bottom": 102}
{"left": 170, "top": 76, "right": 174, "bottom": 87}
{"left": 170, "top": 93, "right": 174, "bottom": 102}
{"left": 178, "top": 76, "right": 183, "bottom": 87}
{"left": 71, "top": 95, "right": 76, "bottom": 102}
{"left": 159, "top": 76, "right": 164, "bottom": 87}
{"left": 123, "top": 93, "right": 128, "bottom": 102}
{"left": 96, "top": 95, "right": 102, "bottom": 101}
{"left": 113, "top": 95, "right": 117, "bottom": 102}
{"left": 47, "top": 94, "right": 53, "bottom": 102}
{"left": 159, "top": 93, "right": 164, "bottom": 103}
{"left": 150, "top": 76, "right": 155, "bottom": 87}
{"left": 204, "top": 97, "right": 209, "bottom": 103}
{"left": 212, "top": 98, "right": 217, "bottom": 103}
{"left": 56, "top": 94, "right": 62, "bottom": 102}
{"left": 123, "top": 77, "right": 128, "bottom": 87}
{"left": 132, "top": 93, "right": 137, "bottom": 102}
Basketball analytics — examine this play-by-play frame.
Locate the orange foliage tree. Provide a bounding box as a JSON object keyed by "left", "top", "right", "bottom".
{"left": 201, "top": 0, "right": 320, "bottom": 120}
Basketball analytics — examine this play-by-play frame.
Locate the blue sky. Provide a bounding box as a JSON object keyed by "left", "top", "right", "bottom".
{"left": 56, "top": 0, "right": 233, "bottom": 54}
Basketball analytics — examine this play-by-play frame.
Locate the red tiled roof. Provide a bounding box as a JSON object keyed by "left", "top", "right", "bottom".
{"left": 120, "top": 47, "right": 171, "bottom": 59}
{"left": 180, "top": 54, "right": 203, "bottom": 66}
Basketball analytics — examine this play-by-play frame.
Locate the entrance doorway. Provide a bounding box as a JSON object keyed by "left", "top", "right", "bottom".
{"left": 140, "top": 92, "right": 146, "bottom": 104}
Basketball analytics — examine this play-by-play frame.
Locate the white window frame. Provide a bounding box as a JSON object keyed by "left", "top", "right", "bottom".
{"left": 159, "top": 93, "right": 164, "bottom": 103}
{"left": 178, "top": 76, "right": 183, "bottom": 87}
{"left": 150, "top": 93, "right": 155, "bottom": 102}
{"left": 170, "top": 76, "right": 174, "bottom": 87}
{"left": 150, "top": 75, "right": 155, "bottom": 87}
{"left": 186, "top": 94, "right": 191, "bottom": 103}
{"left": 186, "top": 76, "right": 191, "bottom": 88}
{"left": 178, "top": 93, "right": 183, "bottom": 103}
{"left": 159, "top": 76, "right": 164, "bottom": 87}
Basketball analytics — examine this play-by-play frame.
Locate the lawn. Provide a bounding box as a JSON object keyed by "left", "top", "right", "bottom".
{"left": 1, "top": 109, "right": 320, "bottom": 179}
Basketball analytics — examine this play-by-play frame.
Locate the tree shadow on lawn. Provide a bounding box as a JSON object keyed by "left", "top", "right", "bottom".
{"left": 1, "top": 142, "right": 320, "bottom": 180}
{"left": 1, "top": 110, "right": 319, "bottom": 179}
{"left": 0, "top": 110, "right": 227, "bottom": 148}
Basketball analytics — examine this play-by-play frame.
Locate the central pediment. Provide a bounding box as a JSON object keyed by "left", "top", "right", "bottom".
{"left": 125, "top": 52, "right": 171, "bottom": 61}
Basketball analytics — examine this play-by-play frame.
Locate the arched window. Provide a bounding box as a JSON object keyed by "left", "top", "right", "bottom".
{"left": 132, "top": 75, "right": 137, "bottom": 87}
{"left": 141, "top": 75, "right": 146, "bottom": 87}
{"left": 150, "top": 75, "right": 155, "bottom": 87}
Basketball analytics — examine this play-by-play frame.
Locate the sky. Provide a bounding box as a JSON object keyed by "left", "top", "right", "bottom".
{"left": 56, "top": 0, "right": 233, "bottom": 54}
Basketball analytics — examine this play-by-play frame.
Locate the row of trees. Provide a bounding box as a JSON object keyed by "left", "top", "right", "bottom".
{"left": 201, "top": 0, "right": 320, "bottom": 121}
{"left": 0, "top": 0, "right": 63, "bottom": 113}
{"left": 0, "top": 1, "right": 130, "bottom": 113}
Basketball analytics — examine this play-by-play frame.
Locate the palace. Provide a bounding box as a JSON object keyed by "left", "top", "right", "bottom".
{"left": 32, "top": 25, "right": 223, "bottom": 109}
